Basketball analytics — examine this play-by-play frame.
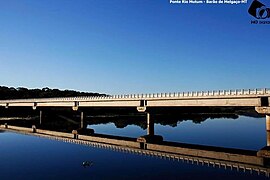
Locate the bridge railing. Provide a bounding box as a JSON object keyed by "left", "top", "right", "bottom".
{"left": 0, "top": 88, "right": 269, "bottom": 102}
{"left": 110, "top": 88, "right": 269, "bottom": 99}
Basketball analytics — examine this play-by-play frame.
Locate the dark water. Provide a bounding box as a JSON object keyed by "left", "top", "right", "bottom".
{"left": 91, "top": 116, "right": 266, "bottom": 150}
{"left": 0, "top": 116, "right": 269, "bottom": 180}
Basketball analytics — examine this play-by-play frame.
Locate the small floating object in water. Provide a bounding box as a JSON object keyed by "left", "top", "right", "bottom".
{"left": 82, "top": 161, "right": 93, "bottom": 168}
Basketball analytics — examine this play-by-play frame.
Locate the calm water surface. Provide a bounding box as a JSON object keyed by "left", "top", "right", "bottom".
{"left": 91, "top": 116, "right": 266, "bottom": 150}
{"left": 0, "top": 116, "right": 268, "bottom": 179}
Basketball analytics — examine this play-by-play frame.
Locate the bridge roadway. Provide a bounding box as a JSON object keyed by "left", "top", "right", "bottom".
{"left": 1, "top": 125, "right": 270, "bottom": 177}
{"left": 0, "top": 88, "right": 270, "bottom": 113}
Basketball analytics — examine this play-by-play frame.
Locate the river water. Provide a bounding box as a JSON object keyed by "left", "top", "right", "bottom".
{"left": 0, "top": 116, "right": 269, "bottom": 179}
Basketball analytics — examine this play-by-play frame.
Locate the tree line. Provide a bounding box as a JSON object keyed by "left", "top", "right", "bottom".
{"left": 0, "top": 86, "right": 107, "bottom": 100}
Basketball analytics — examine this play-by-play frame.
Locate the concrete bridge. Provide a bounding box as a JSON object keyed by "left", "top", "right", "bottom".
{"left": 1, "top": 88, "right": 270, "bottom": 139}
{"left": 0, "top": 88, "right": 269, "bottom": 112}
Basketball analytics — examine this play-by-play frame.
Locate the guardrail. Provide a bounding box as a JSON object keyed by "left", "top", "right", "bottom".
{"left": 0, "top": 88, "right": 269, "bottom": 102}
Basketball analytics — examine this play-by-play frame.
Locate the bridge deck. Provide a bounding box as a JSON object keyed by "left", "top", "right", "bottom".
{"left": 0, "top": 88, "right": 269, "bottom": 108}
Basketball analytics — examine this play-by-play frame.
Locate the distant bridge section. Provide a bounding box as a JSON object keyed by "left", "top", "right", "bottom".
{"left": 0, "top": 88, "right": 269, "bottom": 114}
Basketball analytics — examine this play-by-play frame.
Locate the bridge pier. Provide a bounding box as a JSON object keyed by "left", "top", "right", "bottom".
{"left": 39, "top": 110, "right": 42, "bottom": 125}
{"left": 137, "top": 112, "right": 163, "bottom": 148}
{"left": 266, "top": 115, "right": 270, "bottom": 131}
{"left": 80, "top": 111, "right": 84, "bottom": 129}
{"left": 255, "top": 107, "right": 270, "bottom": 146}
{"left": 147, "top": 113, "right": 154, "bottom": 136}
{"left": 74, "top": 111, "right": 95, "bottom": 135}
{"left": 257, "top": 115, "right": 270, "bottom": 166}
{"left": 267, "top": 115, "right": 270, "bottom": 146}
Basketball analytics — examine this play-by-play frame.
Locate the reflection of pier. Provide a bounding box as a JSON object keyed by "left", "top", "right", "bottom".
{"left": 1, "top": 125, "right": 270, "bottom": 177}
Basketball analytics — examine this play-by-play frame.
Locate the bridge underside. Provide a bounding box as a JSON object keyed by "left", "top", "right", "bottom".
{"left": 0, "top": 105, "right": 260, "bottom": 112}
{"left": 0, "top": 106, "right": 261, "bottom": 120}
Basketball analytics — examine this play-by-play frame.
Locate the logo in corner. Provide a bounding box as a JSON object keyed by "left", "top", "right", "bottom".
{"left": 248, "top": 0, "right": 270, "bottom": 19}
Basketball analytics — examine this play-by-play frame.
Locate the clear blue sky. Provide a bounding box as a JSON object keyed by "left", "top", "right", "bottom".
{"left": 0, "top": 0, "right": 269, "bottom": 94}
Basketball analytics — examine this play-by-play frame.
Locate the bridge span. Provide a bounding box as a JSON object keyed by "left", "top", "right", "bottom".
{"left": 0, "top": 88, "right": 269, "bottom": 113}
{"left": 1, "top": 88, "right": 270, "bottom": 132}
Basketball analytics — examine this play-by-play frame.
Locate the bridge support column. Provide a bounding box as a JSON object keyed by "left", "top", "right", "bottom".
{"left": 81, "top": 111, "right": 84, "bottom": 129}
{"left": 39, "top": 110, "right": 42, "bottom": 125}
{"left": 75, "top": 111, "right": 95, "bottom": 135}
{"left": 137, "top": 112, "right": 163, "bottom": 148}
{"left": 255, "top": 107, "right": 270, "bottom": 147}
{"left": 147, "top": 113, "right": 154, "bottom": 136}
{"left": 257, "top": 115, "right": 270, "bottom": 166}
{"left": 267, "top": 115, "right": 270, "bottom": 146}
{"left": 266, "top": 115, "right": 270, "bottom": 131}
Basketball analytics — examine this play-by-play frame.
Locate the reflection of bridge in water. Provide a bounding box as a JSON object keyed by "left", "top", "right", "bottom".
{"left": 1, "top": 125, "right": 270, "bottom": 177}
